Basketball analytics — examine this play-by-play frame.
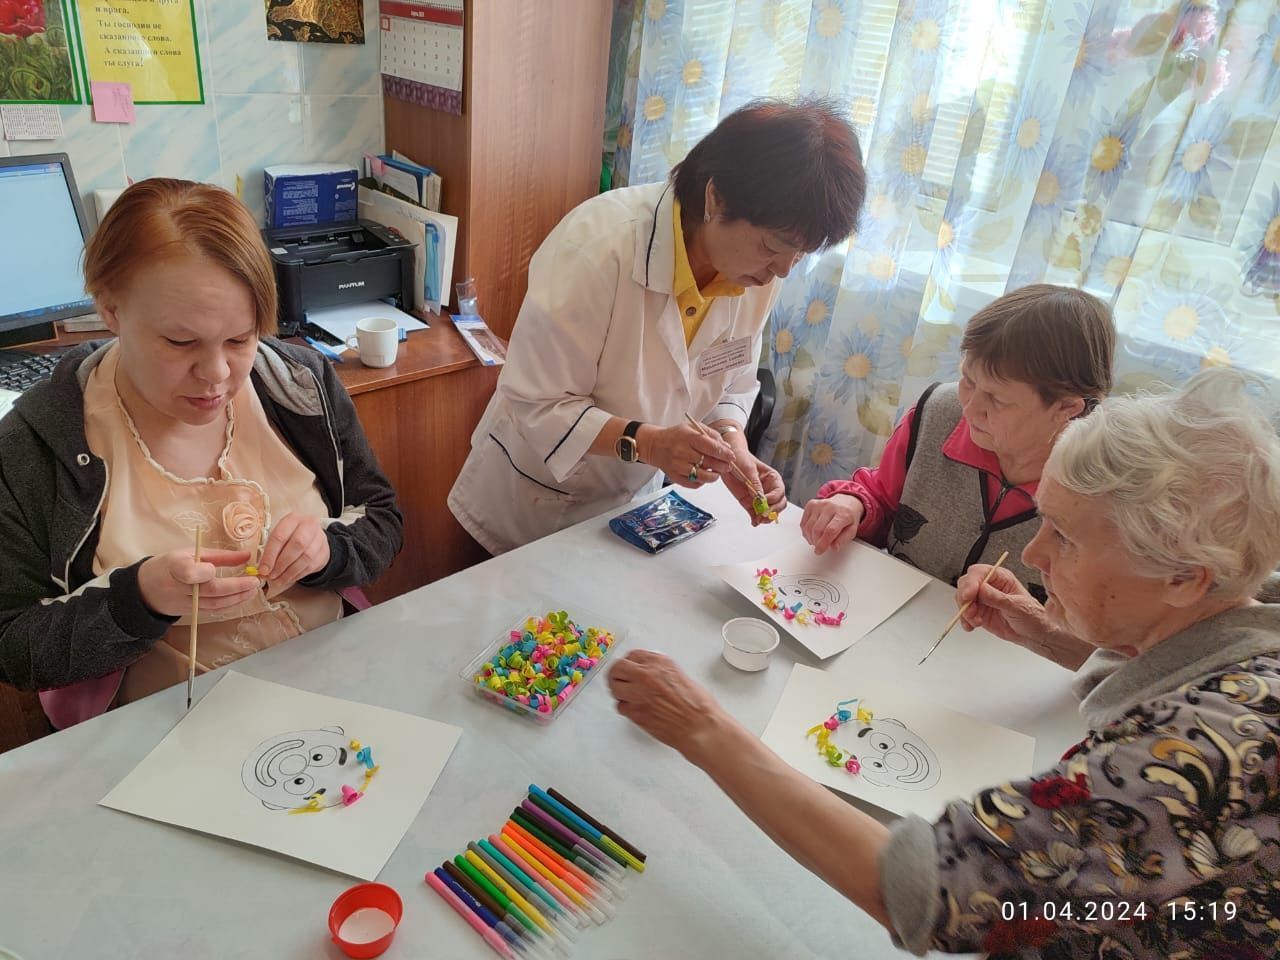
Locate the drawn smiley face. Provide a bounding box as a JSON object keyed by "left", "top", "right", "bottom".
{"left": 769, "top": 575, "right": 850, "bottom": 617}
{"left": 855, "top": 718, "right": 941, "bottom": 791}
{"left": 242, "top": 726, "right": 358, "bottom": 810}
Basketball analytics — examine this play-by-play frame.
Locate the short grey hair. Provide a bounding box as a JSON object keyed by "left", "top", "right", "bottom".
{"left": 1047, "top": 368, "right": 1280, "bottom": 599}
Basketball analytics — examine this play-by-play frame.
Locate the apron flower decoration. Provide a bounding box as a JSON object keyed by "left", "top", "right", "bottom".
{"left": 223, "top": 500, "right": 264, "bottom": 543}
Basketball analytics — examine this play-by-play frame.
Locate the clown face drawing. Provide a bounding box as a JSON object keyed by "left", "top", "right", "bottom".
{"left": 854, "top": 718, "right": 941, "bottom": 791}
{"left": 242, "top": 726, "right": 361, "bottom": 810}
{"left": 769, "top": 575, "right": 850, "bottom": 618}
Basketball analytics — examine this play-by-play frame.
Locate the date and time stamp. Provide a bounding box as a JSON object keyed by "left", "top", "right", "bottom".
{"left": 998, "top": 899, "right": 1238, "bottom": 924}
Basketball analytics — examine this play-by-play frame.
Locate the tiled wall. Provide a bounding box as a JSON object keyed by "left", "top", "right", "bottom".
{"left": 0, "top": 0, "right": 383, "bottom": 226}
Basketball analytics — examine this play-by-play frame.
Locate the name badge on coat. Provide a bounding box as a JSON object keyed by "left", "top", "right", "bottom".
{"left": 695, "top": 335, "right": 753, "bottom": 378}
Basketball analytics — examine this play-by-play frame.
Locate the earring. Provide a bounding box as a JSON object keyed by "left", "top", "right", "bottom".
{"left": 704, "top": 212, "right": 711, "bottom": 224}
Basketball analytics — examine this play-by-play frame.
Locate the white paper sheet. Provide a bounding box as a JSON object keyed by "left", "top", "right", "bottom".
{"left": 306, "top": 299, "right": 428, "bottom": 351}
{"left": 712, "top": 539, "right": 931, "bottom": 659}
{"left": 359, "top": 185, "right": 458, "bottom": 311}
{"left": 761, "top": 663, "right": 1036, "bottom": 820}
{"left": 100, "top": 672, "right": 462, "bottom": 880}
{"left": 1, "top": 105, "right": 63, "bottom": 140}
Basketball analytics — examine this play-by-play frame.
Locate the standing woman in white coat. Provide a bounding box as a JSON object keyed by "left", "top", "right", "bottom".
{"left": 449, "top": 100, "right": 866, "bottom": 554}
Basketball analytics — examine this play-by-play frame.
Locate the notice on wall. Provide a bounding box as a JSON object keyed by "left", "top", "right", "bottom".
{"left": 0, "top": 104, "right": 65, "bottom": 138}
{"left": 72, "top": 0, "right": 203, "bottom": 104}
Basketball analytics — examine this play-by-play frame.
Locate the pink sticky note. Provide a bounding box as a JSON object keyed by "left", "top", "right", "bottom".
{"left": 91, "top": 82, "right": 135, "bottom": 124}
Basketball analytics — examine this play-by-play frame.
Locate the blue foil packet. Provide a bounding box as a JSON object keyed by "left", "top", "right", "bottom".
{"left": 609, "top": 490, "right": 715, "bottom": 554}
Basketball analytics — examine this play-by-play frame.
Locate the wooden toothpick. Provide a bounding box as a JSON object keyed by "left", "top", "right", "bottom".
{"left": 187, "top": 526, "right": 202, "bottom": 711}
{"left": 683, "top": 413, "right": 762, "bottom": 495}
{"left": 918, "top": 550, "right": 1009, "bottom": 666}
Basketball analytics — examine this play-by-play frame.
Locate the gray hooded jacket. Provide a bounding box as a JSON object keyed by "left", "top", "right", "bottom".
{"left": 0, "top": 339, "right": 403, "bottom": 691}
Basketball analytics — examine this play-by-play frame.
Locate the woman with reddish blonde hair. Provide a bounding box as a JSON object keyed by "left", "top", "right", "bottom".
{"left": 0, "top": 179, "right": 402, "bottom": 727}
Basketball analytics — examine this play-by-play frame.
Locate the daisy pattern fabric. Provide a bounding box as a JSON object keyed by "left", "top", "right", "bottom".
{"left": 604, "top": 0, "right": 1280, "bottom": 502}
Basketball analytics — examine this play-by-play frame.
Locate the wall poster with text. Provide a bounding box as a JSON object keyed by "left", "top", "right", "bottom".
{"left": 71, "top": 0, "right": 203, "bottom": 104}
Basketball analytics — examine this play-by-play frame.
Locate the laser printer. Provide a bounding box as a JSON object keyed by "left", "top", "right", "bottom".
{"left": 264, "top": 220, "right": 416, "bottom": 335}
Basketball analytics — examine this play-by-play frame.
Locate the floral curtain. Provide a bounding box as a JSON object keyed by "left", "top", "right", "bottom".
{"left": 609, "top": 0, "right": 1280, "bottom": 503}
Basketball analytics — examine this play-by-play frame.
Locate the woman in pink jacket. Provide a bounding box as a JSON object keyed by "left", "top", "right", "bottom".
{"left": 800, "top": 283, "right": 1114, "bottom": 612}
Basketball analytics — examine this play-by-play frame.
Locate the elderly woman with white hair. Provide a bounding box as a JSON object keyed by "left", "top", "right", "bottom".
{"left": 607, "top": 368, "right": 1280, "bottom": 958}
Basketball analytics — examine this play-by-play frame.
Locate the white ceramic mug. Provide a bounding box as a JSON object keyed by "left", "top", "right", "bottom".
{"left": 721, "top": 617, "right": 780, "bottom": 671}
{"left": 345, "top": 317, "right": 399, "bottom": 368}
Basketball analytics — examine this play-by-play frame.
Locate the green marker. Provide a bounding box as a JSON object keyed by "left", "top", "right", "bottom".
{"left": 454, "top": 853, "right": 540, "bottom": 938}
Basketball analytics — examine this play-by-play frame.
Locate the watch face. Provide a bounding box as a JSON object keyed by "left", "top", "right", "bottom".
{"left": 617, "top": 436, "right": 638, "bottom": 462}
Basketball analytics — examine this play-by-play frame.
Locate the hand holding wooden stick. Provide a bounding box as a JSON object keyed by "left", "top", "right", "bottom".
{"left": 683, "top": 413, "right": 778, "bottom": 522}
{"left": 682, "top": 413, "right": 761, "bottom": 493}
{"left": 918, "top": 550, "right": 1009, "bottom": 666}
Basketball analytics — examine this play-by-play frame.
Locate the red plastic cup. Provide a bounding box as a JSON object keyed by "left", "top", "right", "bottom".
{"left": 328, "top": 882, "right": 403, "bottom": 959}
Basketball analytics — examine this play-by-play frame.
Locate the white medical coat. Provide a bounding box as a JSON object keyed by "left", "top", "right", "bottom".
{"left": 448, "top": 180, "right": 780, "bottom": 554}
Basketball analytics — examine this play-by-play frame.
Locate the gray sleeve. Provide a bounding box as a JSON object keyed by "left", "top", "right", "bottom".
{"left": 298, "top": 356, "right": 403, "bottom": 591}
{"left": 0, "top": 429, "right": 174, "bottom": 689}
{"left": 880, "top": 814, "right": 944, "bottom": 956}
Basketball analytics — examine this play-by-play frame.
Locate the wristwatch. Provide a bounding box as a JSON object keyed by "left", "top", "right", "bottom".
{"left": 616, "top": 420, "right": 644, "bottom": 463}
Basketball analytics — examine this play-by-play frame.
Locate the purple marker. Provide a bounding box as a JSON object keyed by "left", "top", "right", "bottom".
{"left": 519, "top": 799, "right": 619, "bottom": 870}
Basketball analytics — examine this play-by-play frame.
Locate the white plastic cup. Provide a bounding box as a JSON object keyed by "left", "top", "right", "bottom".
{"left": 721, "top": 618, "right": 780, "bottom": 671}
{"left": 345, "top": 317, "right": 399, "bottom": 368}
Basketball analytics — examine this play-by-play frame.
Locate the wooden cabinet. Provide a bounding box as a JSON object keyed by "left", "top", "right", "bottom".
{"left": 339, "top": 323, "right": 498, "bottom": 601}
{"left": 383, "top": 0, "right": 612, "bottom": 340}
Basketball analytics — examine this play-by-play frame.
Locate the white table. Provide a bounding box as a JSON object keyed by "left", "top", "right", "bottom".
{"left": 0, "top": 484, "right": 1085, "bottom": 960}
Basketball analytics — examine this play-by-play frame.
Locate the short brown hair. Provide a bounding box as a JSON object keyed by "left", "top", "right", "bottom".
{"left": 83, "top": 178, "right": 277, "bottom": 337}
{"left": 960, "top": 283, "right": 1115, "bottom": 406}
{"left": 672, "top": 98, "right": 865, "bottom": 251}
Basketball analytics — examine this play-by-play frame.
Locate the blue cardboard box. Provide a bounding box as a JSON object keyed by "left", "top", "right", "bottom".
{"left": 264, "top": 163, "right": 358, "bottom": 230}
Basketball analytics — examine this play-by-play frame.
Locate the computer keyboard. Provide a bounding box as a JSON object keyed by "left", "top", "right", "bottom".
{"left": 0, "top": 350, "right": 61, "bottom": 393}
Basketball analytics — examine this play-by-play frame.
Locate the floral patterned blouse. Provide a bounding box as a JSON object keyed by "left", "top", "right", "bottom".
{"left": 881, "top": 604, "right": 1280, "bottom": 959}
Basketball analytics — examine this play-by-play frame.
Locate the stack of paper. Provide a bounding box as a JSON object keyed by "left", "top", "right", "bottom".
{"left": 365, "top": 152, "right": 441, "bottom": 212}
{"left": 307, "top": 300, "right": 428, "bottom": 348}
{"left": 357, "top": 185, "right": 458, "bottom": 313}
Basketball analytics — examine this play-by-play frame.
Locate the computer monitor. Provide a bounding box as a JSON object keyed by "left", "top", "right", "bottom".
{"left": 0, "top": 153, "right": 95, "bottom": 348}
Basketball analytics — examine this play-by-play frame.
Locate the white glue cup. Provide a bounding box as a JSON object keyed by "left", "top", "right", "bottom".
{"left": 721, "top": 618, "right": 780, "bottom": 671}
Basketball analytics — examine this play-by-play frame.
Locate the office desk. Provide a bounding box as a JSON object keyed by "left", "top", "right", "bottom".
{"left": 21, "top": 320, "right": 499, "bottom": 604}
{"left": 332, "top": 322, "right": 499, "bottom": 601}
{"left": 0, "top": 484, "right": 1085, "bottom": 960}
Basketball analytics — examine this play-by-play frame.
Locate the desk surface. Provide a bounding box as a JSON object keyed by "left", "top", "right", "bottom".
{"left": 23, "top": 315, "right": 483, "bottom": 398}
{"left": 0, "top": 484, "right": 1084, "bottom": 960}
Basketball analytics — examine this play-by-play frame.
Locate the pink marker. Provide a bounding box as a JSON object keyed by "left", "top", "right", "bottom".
{"left": 425, "top": 871, "right": 517, "bottom": 959}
